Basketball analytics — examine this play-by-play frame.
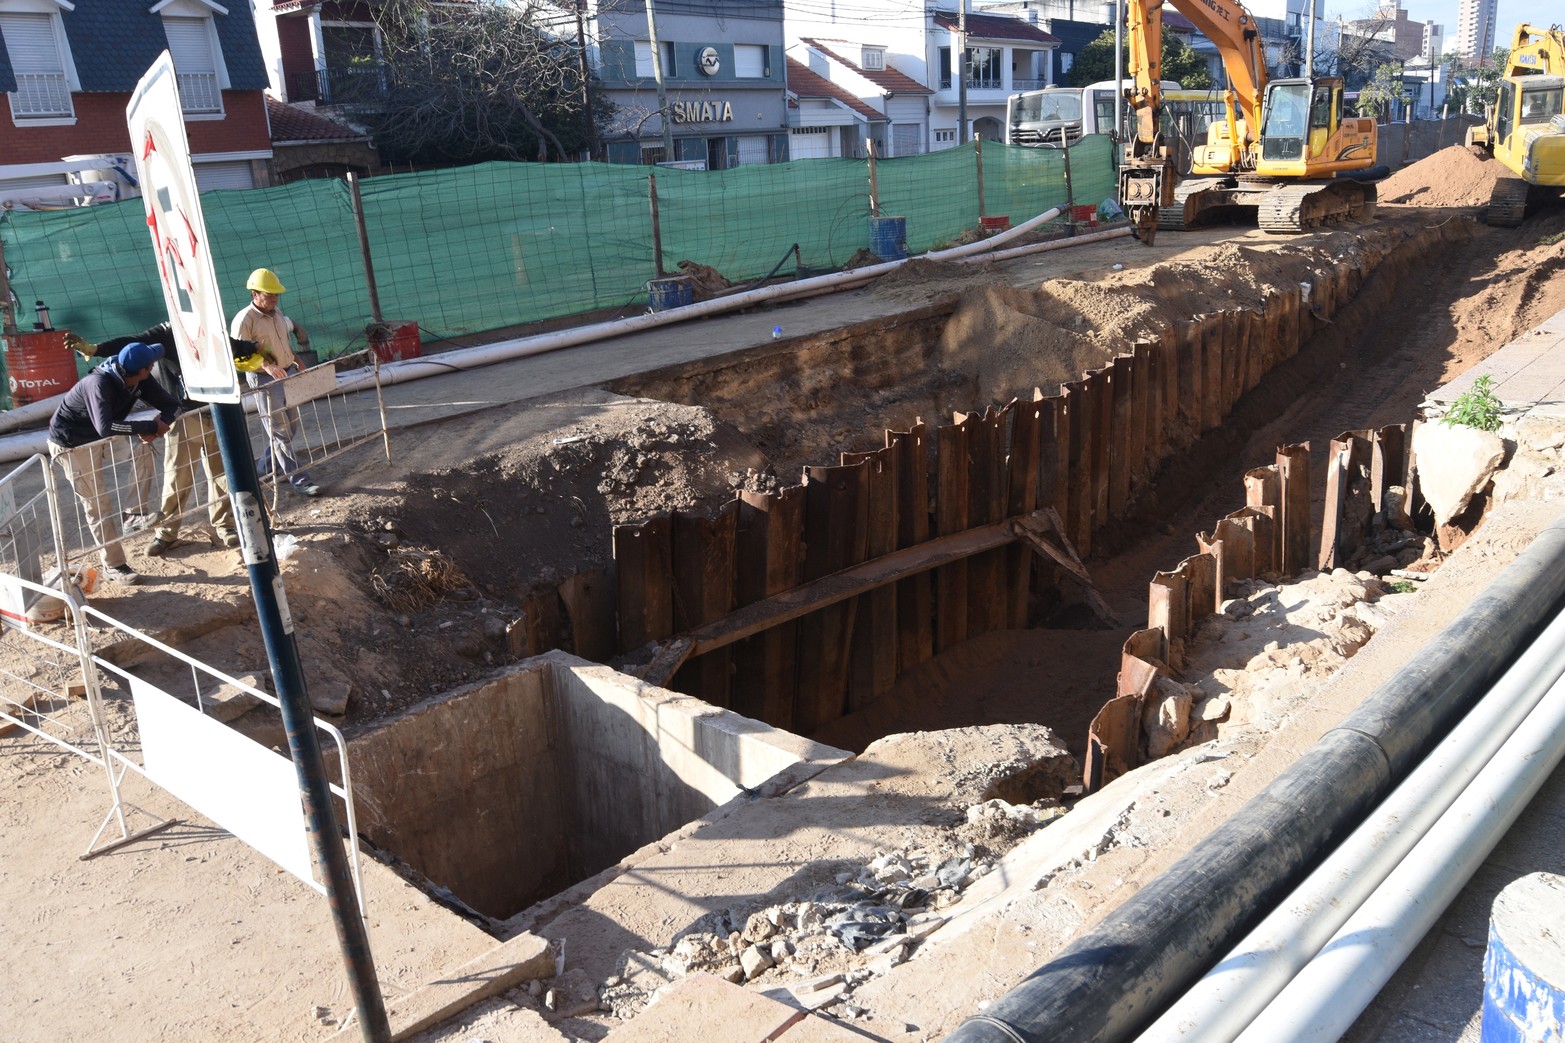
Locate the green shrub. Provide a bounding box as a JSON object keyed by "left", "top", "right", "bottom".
{"left": 1442, "top": 374, "right": 1502, "bottom": 433}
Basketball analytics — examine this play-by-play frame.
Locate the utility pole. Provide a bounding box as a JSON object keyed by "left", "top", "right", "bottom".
{"left": 1113, "top": 0, "right": 1124, "bottom": 142}
{"left": 1305, "top": 0, "right": 1316, "bottom": 80}
{"left": 0, "top": 233, "right": 15, "bottom": 336}
{"left": 957, "top": 0, "right": 969, "bottom": 145}
{"left": 576, "top": 0, "right": 599, "bottom": 161}
{"left": 645, "top": 0, "right": 674, "bottom": 162}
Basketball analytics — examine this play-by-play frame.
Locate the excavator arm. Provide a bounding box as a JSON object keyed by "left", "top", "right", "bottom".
{"left": 1119, "top": 0, "right": 1268, "bottom": 242}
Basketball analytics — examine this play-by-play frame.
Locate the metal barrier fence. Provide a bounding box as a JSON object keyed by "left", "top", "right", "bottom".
{"left": 39, "top": 350, "right": 390, "bottom": 572}
{"left": 0, "top": 367, "right": 377, "bottom": 900}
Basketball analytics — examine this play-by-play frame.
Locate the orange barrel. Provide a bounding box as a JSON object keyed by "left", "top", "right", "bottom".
{"left": 369, "top": 321, "right": 422, "bottom": 363}
{"left": 4, "top": 329, "right": 79, "bottom": 405}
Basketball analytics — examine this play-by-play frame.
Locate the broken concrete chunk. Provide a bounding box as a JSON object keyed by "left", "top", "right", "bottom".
{"left": 1412, "top": 422, "right": 1505, "bottom": 527}
{"left": 739, "top": 944, "right": 774, "bottom": 980}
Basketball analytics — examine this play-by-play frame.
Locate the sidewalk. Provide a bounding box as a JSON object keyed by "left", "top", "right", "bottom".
{"left": 1342, "top": 305, "right": 1565, "bottom": 1042}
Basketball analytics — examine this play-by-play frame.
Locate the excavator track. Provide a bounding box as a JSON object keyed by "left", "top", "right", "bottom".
{"left": 1256, "top": 180, "right": 1377, "bottom": 233}
{"left": 1157, "top": 177, "right": 1232, "bottom": 231}
{"left": 1485, "top": 176, "right": 1531, "bottom": 228}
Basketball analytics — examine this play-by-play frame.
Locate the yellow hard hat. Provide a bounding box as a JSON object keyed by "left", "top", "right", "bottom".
{"left": 234, "top": 351, "right": 264, "bottom": 373}
{"left": 246, "top": 268, "right": 285, "bottom": 294}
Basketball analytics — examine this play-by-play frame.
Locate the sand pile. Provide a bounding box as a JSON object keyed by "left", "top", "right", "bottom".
{"left": 1379, "top": 145, "right": 1502, "bottom": 207}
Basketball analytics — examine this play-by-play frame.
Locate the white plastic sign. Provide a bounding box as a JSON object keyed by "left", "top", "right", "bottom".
{"left": 126, "top": 53, "right": 240, "bottom": 403}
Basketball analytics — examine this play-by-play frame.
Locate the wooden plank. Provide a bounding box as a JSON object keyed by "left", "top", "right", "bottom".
{"left": 1242, "top": 506, "right": 1277, "bottom": 576}
{"left": 891, "top": 423, "right": 933, "bottom": 675}
{"left": 1197, "top": 532, "right": 1225, "bottom": 609}
{"left": 733, "top": 486, "right": 805, "bottom": 727}
{"left": 967, "top": 406, "right": 1010, "bottom": 638}
{"left": 1132, "top": 341, "right": 1153, "bottom": 484}
{"left": 934, "top": 416, "right": 971, "bottom": 652}
{"left": 798, "top": 461, "right": 869, "bottom": 731}
{"left": 669, "top": 502, "right": 738, "bottom": 706}
{"left": 1277, "top": 443, "right": 1312, "bottom": 576}
{"left": 1008, "top": 395, "right": 1044, "bottom": 628}
{"left": 1242, "top": 309, "right": 1265, "bottom": 393}
{"left": 1146, "top": 335, "right": 1167, "bottom": 474}
{"left": 558, "top": 567, "right": 615, "bottom": 664}
{"left": 1063, "top": 379, "right": 1092, "bottom": 555}
{"left": 1090, "top": 367, "right": 1112, "bottom": 541}
{"left": 1186, "top": 550, "right": 1217, "bottom": 624}
{"left": 1372, "top": 424, "right": 1407, "bottom": 512}
{"left": 843, "top": 442, "right": 900, "bottom": 709}
{"left": 1222, "top": 311, "right": 1243, "bottom": 415}
{"left": 682, "top": 510, "right": 1051, "bottom": 658}
{"left": 613, "top": 515, "right": 673, "bottom": 653}
{"left": 1215, "top": 515, "right": 1255, "bottom": 585}
{"left": 1202, "top": 315, "right": 1223, "bottom": 433}
{"left": 1109, "top": 355, "right": 1134, "bottom": 520}
{"left": 1012, "top": 517, "right": 1116, "bottom": 625}
{"left": 1177, "top": 318, "right": 1202, "bottom": 438}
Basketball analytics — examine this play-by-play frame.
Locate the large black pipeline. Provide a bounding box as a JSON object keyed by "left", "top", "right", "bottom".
{"left": 945, "top": 514, "right": 1565, "bottom": 1043}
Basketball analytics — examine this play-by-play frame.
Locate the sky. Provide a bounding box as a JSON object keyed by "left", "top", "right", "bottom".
{"left": 1392, "top": 0, "right": 1561, "bottom": 51}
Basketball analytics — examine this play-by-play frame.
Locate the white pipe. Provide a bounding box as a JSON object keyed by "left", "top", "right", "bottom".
{"left": 0, "top": 207, "right": 1128, "bottom": 462}
{"left": 0, "top": 394, "right": 64, "bottom": 435}
{"left": 1134, "top": 601, "right": 1565, "bottom": 1043}
{"left": 1230, "top": 664, "right": 1565, "bottom": 1043}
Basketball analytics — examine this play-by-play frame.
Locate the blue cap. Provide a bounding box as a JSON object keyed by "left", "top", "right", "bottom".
{"left": 117, "top": 342, "right": 164, "bottom": 372}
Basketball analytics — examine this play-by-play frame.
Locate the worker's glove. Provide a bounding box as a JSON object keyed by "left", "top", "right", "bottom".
{"left": 64, "top": 331, "right": 95, "bottom": 359}
{"left": 229, "top": 336, "right": 259, "bottom": 359}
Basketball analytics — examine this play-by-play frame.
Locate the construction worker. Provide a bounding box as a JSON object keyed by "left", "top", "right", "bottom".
{"left": 68, "top": 324, "right": 258, "bottom": 554}
{"left": 229, "top": 267, "right": 322, "bottom": 496}
{"left": 45, "top": 342, "right": 179, "bottom": 584}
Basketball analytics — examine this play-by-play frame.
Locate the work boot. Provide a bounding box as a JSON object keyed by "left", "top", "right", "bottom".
{"left": 145, "top": 537, "right": 176, "bottom": 558}
{"left": 103, "top": 563, "right": 140, "bottom": 585}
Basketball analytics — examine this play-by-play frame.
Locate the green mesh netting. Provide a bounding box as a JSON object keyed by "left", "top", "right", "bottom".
{"left": 1, "top": 136, "right": 1113, "bottom": 406}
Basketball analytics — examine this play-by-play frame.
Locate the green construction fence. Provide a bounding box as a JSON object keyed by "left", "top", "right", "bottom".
{"left": 0, "top": 135, "right": 1113, "bottom": 404}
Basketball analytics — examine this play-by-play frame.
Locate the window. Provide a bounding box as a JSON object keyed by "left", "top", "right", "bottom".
{"left": 634, "top": 40, "right": 676, "bottom": 78}
{"left": 934, "top": 128, "right": 956, "bottom": 144}
{"left": 862, "top": 47, "right": 885, "bottom": 71}
{"left": 735, "top": 43, "right": 766, "bottom": 78}
{"left": 0, "top": 10, "right": 73, "bottom": 121}
{"left": 162, "top": 14, "right": 224, "bottom": 113}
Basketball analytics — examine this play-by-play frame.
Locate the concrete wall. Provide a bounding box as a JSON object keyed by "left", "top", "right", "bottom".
{"left": 345, "top": 664, "right": 567, "bottom": 920}
{"left": 551, "top": 655, "right": 840, "bottom": 881}
{"left": 343, "top": 651, "right": 844, "bottom": 920}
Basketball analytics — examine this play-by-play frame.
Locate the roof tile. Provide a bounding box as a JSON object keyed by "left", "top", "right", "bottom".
{"left": 799, "top": 38, "right": 934, "bottom": 95}
{"left": 785, "top": 58, "right": 887, "bottom": 121}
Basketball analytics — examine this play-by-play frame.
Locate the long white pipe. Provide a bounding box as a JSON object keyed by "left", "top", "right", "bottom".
{"left": 1230, "top": 662, "right": 1565, "bottom": 1043}
{"left": 1134, "top": 600, "right": 1565, "bottom": 1043}
{"left": 0, "top": 208, "right": 1129, "bottom": 462}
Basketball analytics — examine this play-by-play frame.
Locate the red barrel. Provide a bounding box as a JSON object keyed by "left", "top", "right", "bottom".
{"left": 369, "top": 321, "right": 422, "bottom": 363}
{"left": 4, "top": 329, "right": 78, "bottom": 405}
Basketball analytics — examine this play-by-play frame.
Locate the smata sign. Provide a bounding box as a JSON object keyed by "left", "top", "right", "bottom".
{"left": 671, "top": 99, "right": 734, "bottom": 123}
{"left": 698, "top": 46, "right": 721, "bottom": 75}
{"left": 125, "top": 52, "right": 240, "bottom": 404}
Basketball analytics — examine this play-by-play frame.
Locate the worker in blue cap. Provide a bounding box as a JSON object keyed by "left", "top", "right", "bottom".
{"left": 46, "top": 342, "right": 180, "bottom": 584}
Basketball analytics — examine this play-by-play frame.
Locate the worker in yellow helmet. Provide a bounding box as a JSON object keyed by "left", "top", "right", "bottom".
{"left": 230, "top": 266, "right": 323, "bottom": 496}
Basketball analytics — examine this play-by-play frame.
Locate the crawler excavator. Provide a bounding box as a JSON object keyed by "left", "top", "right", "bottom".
{"left": 1464, "top": 23, "right": 1565, "bottom": 227}
{"left": 1116, "top": 0, "right": 1380, "bottom": 243}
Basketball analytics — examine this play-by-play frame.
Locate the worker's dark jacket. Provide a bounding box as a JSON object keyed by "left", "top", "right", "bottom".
{"left": 47, "top": 361, "right": 179, "bottom": 449}
{"left": 91, "top": 322, "right": 255, "bottom": 411}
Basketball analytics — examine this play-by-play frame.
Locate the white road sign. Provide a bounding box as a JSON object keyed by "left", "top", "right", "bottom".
{"left": 126, "top": 53, "right": 240, "bottom": 403}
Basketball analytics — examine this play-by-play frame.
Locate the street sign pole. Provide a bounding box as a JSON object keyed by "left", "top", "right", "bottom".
{"left": 128, "top": 53, "right": 388, "bottom": 1041}
{"left": 212, "top": 401, "right": 390, "bottom": 1041}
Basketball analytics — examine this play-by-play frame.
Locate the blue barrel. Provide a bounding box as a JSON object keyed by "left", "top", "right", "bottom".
{"left": 1482, "top": 872, "right": 1565, "bottom": 1042}
{"left": 868, "top": 215, "right": 908, "bottom": 261}
{"left": 648, "top": 276, "right": 694, "bottom": 312}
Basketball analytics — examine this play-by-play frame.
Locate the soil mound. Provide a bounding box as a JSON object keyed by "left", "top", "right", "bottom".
{"left": 1379, "top": 145, "right": 1502, "bottom": 207}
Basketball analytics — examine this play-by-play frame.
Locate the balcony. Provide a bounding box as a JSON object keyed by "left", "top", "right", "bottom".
{"left": 176, "top": 71, "right": 222, "bottom": 114}
{"left": 286, "top": 63, "right": 391, "bottom": 107}
{"left": 9, "top": 72, "right": 71, "bottom": 119}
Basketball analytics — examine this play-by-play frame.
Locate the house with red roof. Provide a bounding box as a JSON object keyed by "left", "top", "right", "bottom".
{"left": 792, "top": 39, "right": 932, "bottom": 157}
{"left": 0, "top": 0, "right": 273, "bottom": 207}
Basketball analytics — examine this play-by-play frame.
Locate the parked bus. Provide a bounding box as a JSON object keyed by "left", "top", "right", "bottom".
{"left": 1007, "top": 80, "right": 1228, "bottom": 172}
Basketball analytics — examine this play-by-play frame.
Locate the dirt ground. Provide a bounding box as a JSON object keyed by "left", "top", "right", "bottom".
{"left": 5, "top": 146, "right": 1565, "bottom": 1041}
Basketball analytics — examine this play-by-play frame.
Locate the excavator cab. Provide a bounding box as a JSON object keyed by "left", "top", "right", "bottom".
{"left": 1257, "top": 77, "right": 1374, "bottom": 178}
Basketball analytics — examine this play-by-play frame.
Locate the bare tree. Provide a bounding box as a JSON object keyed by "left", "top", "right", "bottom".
{"left": 366, "top": 0, "right": 613, "bottom": 165}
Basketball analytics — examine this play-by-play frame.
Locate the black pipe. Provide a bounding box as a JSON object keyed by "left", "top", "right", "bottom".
{"left": 945, "top": 516, "right": 1565, "bottom": 1043}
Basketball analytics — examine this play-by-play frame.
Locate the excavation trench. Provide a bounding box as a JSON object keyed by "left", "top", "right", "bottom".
{"left": 331, "top": 212, "right": 1500, "bottom": 922}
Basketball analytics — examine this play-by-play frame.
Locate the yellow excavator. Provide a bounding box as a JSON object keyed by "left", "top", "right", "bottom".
{"left": 1464, "top": 23, "right": 1565, "bottom": 227}
{"left": 1117, "top": 0, "right": 1379, "bottom": 243}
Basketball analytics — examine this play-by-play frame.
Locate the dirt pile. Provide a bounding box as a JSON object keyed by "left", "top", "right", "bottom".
{"left": 1379, "top": 145, "right": 1503, "bottom": 207}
